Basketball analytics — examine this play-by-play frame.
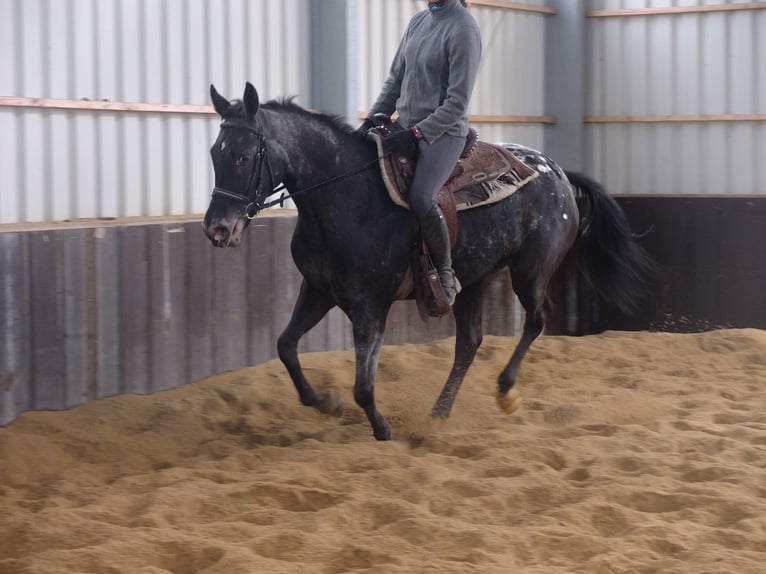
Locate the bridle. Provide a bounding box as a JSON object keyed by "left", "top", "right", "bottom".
{"left": 211, "top": 119, "right": 384, "bottom": 219}
{"left": 211, "top": 119, "right": 280, "bottom": 219}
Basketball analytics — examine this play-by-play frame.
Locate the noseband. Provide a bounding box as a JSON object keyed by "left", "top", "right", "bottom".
{"left": 211, "top": 120, "right": 279, "bottom": 219}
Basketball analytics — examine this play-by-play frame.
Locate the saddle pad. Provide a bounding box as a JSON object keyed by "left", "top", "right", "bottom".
{"left": 369, "top": 132, "right": 539, "bottom": 212}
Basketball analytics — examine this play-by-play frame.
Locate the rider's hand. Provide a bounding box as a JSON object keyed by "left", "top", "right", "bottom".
{"left": 383, "top": 128, "right": 420, "bottom": 156}
{"left": 355, "top": 118, "right": 376, "bottom": 136}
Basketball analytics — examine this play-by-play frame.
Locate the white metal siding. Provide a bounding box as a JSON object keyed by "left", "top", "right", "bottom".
{"left": 0, "top": 217, "right": 522, "bottom": 426}
{"left": 585, "top": 1, "right": 766, "bottom": 194}
{"left": 0, "top": 0, "right": 311, "bottom": 224}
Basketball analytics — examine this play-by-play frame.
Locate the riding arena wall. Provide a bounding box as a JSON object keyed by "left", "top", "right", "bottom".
{"left": 1, "top": 0, "right": 764, "bottom": 423}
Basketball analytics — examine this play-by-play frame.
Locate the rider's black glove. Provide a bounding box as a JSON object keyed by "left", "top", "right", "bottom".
{"left": 383, "top": 128, "right": 420, "bottom": 156}
{"left": 355, "top": 118, "right": 376, "bottom": 136}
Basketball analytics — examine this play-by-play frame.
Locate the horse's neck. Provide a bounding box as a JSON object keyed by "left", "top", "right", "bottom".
{"left": 264, "top": 108, "right": 370, "bottom": 194}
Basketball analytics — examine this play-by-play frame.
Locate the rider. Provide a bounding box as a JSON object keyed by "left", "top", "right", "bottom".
{"left": 359, "top": 0, "right": 482, "bottom": 308}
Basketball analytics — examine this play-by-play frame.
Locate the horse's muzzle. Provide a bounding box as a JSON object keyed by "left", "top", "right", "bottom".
{"left": 203, "top": 220, "right": 241, "bottom": 247}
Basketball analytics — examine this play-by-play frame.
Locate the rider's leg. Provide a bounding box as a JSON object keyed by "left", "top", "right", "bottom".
{"left": 409, "top": 134, "right": 466, "bottom": 305}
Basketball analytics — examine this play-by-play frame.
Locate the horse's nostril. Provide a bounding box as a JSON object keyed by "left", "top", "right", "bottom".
{"left": 213, "top": 226, "right": 228, "bottom": 238}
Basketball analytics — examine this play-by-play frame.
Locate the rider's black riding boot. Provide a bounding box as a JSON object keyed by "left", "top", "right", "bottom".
{"left": 420, "top": 204, "right": 461, "bottom": 306}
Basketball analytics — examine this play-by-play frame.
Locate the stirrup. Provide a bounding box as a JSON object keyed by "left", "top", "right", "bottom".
{"left": 424, "top": 266, "right": 461, "bottom": 317}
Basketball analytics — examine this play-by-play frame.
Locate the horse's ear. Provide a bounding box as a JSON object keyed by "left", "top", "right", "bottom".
{"left": 243, "top": 82, "right": 260, "bottom": 120}
{"left": 210, "top": 84, "right": 231, "bottom": 117}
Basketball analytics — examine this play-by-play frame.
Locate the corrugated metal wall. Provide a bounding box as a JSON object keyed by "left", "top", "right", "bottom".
{"left": 584, "top": 0, "right": 766, "bottom": 194}
{"left": 0, "top": 0, "right": 311, "bottom": 224}
{"left": 2, "top": 1, "right": 765, "bottom": 226}
{"left": 0, "top": 215, "right": 520, "bottom": 426}
{"left": 470, "top": 0, "right": 549, "bottom": 149}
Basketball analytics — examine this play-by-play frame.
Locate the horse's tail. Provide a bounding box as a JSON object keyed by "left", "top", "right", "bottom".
{"left": 565, "top": 171, "right": 655, "bottom": 315}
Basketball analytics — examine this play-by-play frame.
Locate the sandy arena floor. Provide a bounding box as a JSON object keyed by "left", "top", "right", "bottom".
{"left": 1, "top": 329, "right": 765, "bottom": 573}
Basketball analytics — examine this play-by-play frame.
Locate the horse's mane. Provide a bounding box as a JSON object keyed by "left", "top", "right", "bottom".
{"left": 225, "top": 96, "right": 359, "bottom": 140}
{"left": 267, "top": 97, "right": 357, "bottom": 136}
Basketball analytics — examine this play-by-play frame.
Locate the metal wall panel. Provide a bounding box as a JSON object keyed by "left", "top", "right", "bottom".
{"left": 472, "top": 3, "right": 548, "bottom": 148}
{"left": 585, "top": 1, "right": 766, "bottom": 194}
{"left": 0, "top": 215, "right": 520, "bottom": 426}
{"left": 0, "top": 0, "right": 312, "bottom": 224}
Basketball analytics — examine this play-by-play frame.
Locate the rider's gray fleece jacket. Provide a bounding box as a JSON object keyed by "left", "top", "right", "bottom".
{"left": 368, "top": 0, "right": 482, "bottom": 144}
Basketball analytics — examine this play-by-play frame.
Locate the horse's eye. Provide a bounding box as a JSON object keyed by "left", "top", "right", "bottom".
{"left": 236, "top": 155, "right": 250, "bottom": 166}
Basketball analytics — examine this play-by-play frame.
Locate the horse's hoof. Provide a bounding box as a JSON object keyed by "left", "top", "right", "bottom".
{"left": 315, "top": 391, "right": 344, "bottom": 417}
{"left": 497, "top": 389, "right": 522, "bottom": 415}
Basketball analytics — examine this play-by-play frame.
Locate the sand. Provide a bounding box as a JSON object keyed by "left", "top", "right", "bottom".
{"left": 1, "top": 329, "right": 765, "bottom": 574}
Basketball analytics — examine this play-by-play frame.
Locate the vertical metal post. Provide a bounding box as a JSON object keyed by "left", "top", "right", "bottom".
{"left": 309, "top": 0, "right": 359, "bottom": 124}
{"left": 544, "top": 0, "right": 586, "bottom": 171}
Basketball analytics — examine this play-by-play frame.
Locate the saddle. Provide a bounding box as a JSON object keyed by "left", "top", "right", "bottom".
{"left": 367, "top": 115, "right": 538, "bottom": 319}
{"left": 367, "top": 116, "right": 537, "bottom": 241}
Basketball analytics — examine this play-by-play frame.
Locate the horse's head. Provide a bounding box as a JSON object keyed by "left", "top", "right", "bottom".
{"left": 203, "top": 82, "right": 281, "bottom": 247}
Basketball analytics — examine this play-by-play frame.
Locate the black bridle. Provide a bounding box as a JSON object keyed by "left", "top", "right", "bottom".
{"left": 211, "top": 119, "right": 280, "bottom": 219}
{"left": 211, "top": 119, "right": 383, "bottom": 218}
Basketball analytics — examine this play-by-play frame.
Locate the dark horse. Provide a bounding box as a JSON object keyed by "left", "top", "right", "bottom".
{"left": 203, "top": 83, "right": 652, "bottom": 440}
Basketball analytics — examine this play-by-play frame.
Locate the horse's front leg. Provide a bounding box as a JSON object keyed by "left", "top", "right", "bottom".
{"left": 350, "top": 312, "right": 391, "bottom": 440}
{"left": 276, "top": 280, "right": 343, "bottom": 416}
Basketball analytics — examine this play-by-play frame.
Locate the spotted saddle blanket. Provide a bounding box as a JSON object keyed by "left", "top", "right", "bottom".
{"left": 366, "top": 115, "right": 539, "bottom": 246}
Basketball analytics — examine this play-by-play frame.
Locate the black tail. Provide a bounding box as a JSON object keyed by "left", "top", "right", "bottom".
{"left": 565, "top": 171, "right": 655, "bottom": 315}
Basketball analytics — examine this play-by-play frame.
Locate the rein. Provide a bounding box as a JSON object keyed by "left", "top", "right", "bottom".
{"left": 211, "top": 119, "right": 383, "bottom": 217}
{"left": 259, "top": 156, "right": 382, "bottom": 209}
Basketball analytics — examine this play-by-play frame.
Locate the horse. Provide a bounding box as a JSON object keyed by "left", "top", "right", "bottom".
{"left": 203, "top": 82, "right": 653, "bottom": 440}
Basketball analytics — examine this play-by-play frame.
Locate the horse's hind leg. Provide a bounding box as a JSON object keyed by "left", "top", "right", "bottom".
{"left": 431, "top": 281, "right": 484, "bottom": 419}
{"left": 497, "top": 270, "right": 550, "bottom": 414}
{"left": 277, "top": 280, "right": 343, "bottom": 416}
